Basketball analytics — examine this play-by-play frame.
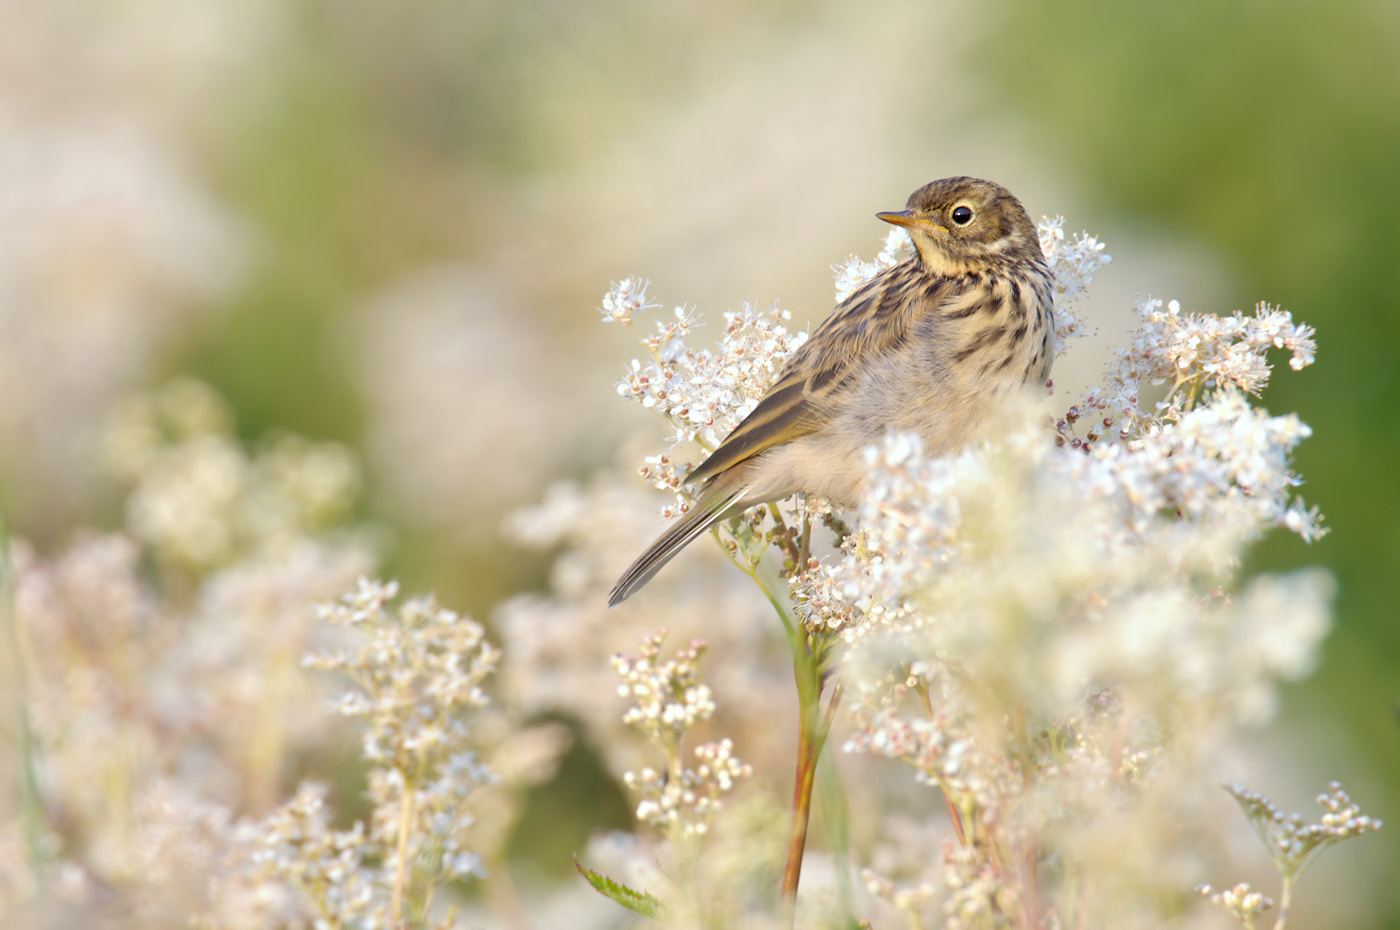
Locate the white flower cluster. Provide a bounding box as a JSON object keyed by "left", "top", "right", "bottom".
{"left": 612, "top": 631, "right": 751, "bottom": 840}
{"left": 291, "top": 579, "right": 499, "bottom": 917}
{"left": 605, "top": 279, "right": 808, "bottom": 515}
{"left": 600, "top": 275, "right": 659, "bottom": 325}
{"left": 832, "top": 229, "right": 914, "bottom": 303}
{"left": 4, "top": 439, "right": 507, "bottom": 928}
{"left": 1195, "top": 881, "right": 1274, "bottom": 927}
{"left": 105, "top": 379, "right": 361, "bottom": 573}
{"left": 1223, "top": 780, "right": 1383, "bottom": 878}
{"left": 495, "top": 468, "right": 795, "bottom": 811}
{"left": 796, "top": 230, "right": 1344, "bottom": 926}
{"left": 861, "top": 867, "right": 939, "bottom": 930}
{"left": 843, "top": 670, "right": 1002, "bottom": 816}
{"left": 1198, "top": 782, "right": 1382, "bottom": 929}
{"left": 230, "top": 579, "right": 504, "bottom": 928}
{"left": 308, "top": 576, "right": 499, "bottom": 770}
{"left": 1038, "top": 215, "right": 1112, "bottom": 346}
{"left": 611, "top": 630, "right": 716, "bottom": 749}
{"left": 1081, "top": 297, "right": 1317, "bottom": 431}
{"left": 9, "top": 526, "right": 370, "bottom": 900}
{"left": 797, "top": 258, "right": 1326, "bottom": 656}
{"left": 941, "top": 846, "right": 1022, "bottom": 930}
{"left": 247, "top": 784, "right": 380, "bottom": 926}
{"left": 625, "top": 738, "right": 752, "bottom": 838}
{"left": 598, "top": 221, "right": 1352, "bottom": 926}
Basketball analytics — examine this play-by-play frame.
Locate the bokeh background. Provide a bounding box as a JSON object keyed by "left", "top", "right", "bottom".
{"left": 2, "top": 0, "right": 1396, "bottom": 924}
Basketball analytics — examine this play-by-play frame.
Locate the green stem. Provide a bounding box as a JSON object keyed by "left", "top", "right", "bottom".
{"left": 1184, "top": 375, "right": 1204, "bottom": 412}
{"left": 1273, "top": 873, "right": 1293, "bottom": 930}
{"left": 719, "top": 507, "right": 843, "bottom": 920}
{"left": 815, "top": 731, "right": 853, "bottom": 920}
{"left": 392, "top": 774, "right": 417, "bottom": 926}
{"left": 727, "top": 545, "right": 800, "bottom": 645}
{"left": 781, "top": 683, "right": 818, "bottom": 903}
{"left": 782, "top": 668, "right": 838, "bottom": 907}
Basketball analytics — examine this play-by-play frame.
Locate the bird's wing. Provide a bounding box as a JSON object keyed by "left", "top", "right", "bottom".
{"left": 688, "top": 262, "right": 935, "bottom": 486}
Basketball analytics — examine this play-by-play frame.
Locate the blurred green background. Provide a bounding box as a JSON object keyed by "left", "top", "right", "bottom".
{"left": 3, "top": 0, "right": 1395, "bottom": 924}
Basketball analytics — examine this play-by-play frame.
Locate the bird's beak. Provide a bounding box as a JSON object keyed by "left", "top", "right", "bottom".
{"left": 877, "top": 210, "right": 946, "bottom": 234}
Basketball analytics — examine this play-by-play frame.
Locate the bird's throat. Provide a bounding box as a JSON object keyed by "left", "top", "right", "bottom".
{"left": 912, "top": 236, "right": 980, "bottom": 278}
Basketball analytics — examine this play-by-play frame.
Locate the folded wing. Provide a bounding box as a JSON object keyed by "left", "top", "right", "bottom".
{"left": 687, "top": 263, "right": 932, "bottom": 486}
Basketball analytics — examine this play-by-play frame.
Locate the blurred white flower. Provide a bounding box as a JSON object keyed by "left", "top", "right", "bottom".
{"left": 352, "top": 266, "right": 592, "bottom": 540}
{"left": 0, "top": 123, "right": 244, "bottom": 526}
{"left": 0, "top": 0, "right": 284, "bottom": 529}
{"left": 586, "top": 218, "right": 1346, "bottom": 928}
{"left": 105, "top": 379, "right": 362, "bottom": 574}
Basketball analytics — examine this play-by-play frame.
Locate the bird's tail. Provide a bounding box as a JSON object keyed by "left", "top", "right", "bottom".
{"left": 608, "top": 480, "right": 748, "bottom": 607}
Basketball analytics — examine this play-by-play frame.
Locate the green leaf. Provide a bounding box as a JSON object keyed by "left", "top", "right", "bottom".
{"left": 574, "top": 856, "right": 663, "bottom": 920}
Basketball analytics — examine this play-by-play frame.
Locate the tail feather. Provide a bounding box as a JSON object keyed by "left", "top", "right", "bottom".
{"left": 608, "top": 484, "right": 747, "bottom": 607}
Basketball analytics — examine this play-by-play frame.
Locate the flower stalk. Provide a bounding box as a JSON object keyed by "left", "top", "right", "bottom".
{"left": 781, "top": 666, "right": 842, "bottom": 904}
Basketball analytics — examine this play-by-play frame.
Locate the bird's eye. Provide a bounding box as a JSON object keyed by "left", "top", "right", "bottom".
{"left": 950, "top": 205, "right": 975, "bottom": 226}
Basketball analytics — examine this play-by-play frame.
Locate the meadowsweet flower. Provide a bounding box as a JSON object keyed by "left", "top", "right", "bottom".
{"left": 4, "top": 525, "right": 369, "bottom": 925}
{"left": 231, "top": 579, "right": 504, "bottom": 926}
{"left": 498, "top": 471, "right": 796, "bottom": 783}
{"left": 1196, "top": 882, "right": 1274, "bottom": 928}
{"left": 1223, "top": 780, "right": 1382, "bottom": 879}
{"left": 0, "top": 0, "right": 271, "bottom": 532}
{"left": 1196, "top": 781, "right": 1382, "bottom": 929}
{"left": 601, "top": 276, "right": 659, "bottom": 324}
{"left": 1038, "top": 216, "right": 1112, "bottom": 307}
{"left": 613, "top": 631, "right": 715, "bottom": 747}
{"left": 308, "top": 578, "right": 499, "bottom": 776}
{"left": 832, "top": 229, "right": 913, "bottom": 303}
{"left": 585, "top": 217, "right": 1348, "bottom": 928}
{"left": 105, "top": 379, "right": 362, "bottom": 574}
{"left": 613, "top": 631, "right": 751, "bottom": 840}
{"left": 577, "top": 630, "right": 771, "bottom": 928}
{"left": 247, "top": 783, "right": 380, "bottom": 927}
{"left": 350, "top": 267, "right": 589, "bottom": 541}
{"left": 603, "top": 277, "right": 807, "bottom": 470}
{"left": 1072, "top": 296, "right": 1319, "bottom": 438}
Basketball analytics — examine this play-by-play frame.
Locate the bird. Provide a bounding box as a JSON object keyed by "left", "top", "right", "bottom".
{"left": 608, "top": 177, "right": 1054, "bottom": 607}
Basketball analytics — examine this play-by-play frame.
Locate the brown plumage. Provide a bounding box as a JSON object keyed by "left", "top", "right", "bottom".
{"left": 609, "top": 177, "right": 1054, "bottom": 607}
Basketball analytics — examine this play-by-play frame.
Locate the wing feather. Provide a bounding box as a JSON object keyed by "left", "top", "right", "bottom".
{"left": 687, "top": 261, "right": 936, "bottom": 486}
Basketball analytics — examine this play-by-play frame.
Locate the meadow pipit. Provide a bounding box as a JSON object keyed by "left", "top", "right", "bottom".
{"left": 610, "top": 177, "right": 1054, "bottom": 606}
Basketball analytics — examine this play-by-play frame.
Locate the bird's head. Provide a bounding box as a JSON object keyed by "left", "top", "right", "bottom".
{"left": 878, "top": 177, "right": 1043, "bottom": 275}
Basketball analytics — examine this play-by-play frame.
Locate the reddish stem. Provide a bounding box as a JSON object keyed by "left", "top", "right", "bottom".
{"left": 781, "top": 681, "right": 843, "bottom": 903}
{"left": 943, "top": 790, "right": 968, "bottom": 848}
{"left": 914, "top": 677, "right": 968, "bottom": 848}
{"left": 781, "top": 698, "right": 817, "bottom": 901}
